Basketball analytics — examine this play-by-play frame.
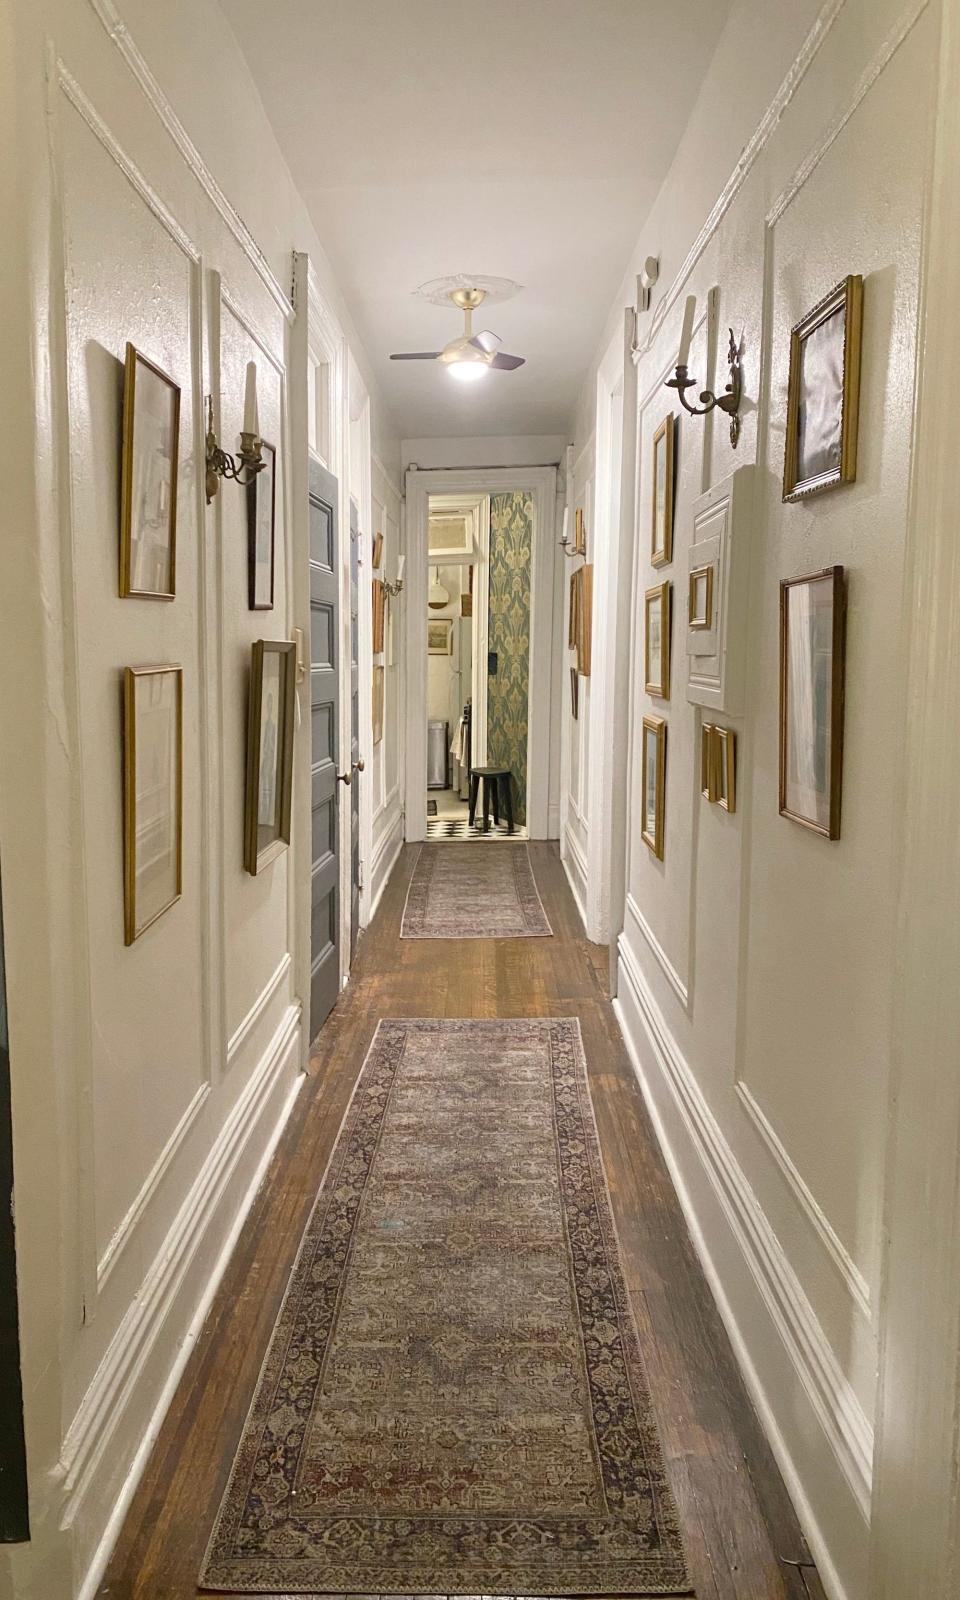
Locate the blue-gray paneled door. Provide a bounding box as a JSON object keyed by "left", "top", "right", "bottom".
{"left": 309, "top": 457, "right": 340, "bottom": 1039}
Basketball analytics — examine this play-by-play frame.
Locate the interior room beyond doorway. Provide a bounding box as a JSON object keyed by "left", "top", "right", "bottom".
{"left": 424, "top": 490, "right": 532, "bottom": 841}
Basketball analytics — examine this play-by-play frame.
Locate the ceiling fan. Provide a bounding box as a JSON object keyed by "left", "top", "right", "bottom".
{"left": 390, "top": 287, "right": 525, "bottom": 383}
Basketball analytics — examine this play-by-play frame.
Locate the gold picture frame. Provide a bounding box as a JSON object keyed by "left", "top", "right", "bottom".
{"left": 576, "top": 563, "right": 594, "bottom": 676}
{"left": 123, "top": 664, "right": 183, "bottom": 945}
{"left": 779, "top": 567, "right": 846, "bottom": 838}
{"left": 570, "top": 665, "right": 579, "bottom": 720}
{"left": 644, "top": 581, "right": 671, "bottom": 699}
{"left": 701, "top": 723, "right": 718, "bottom": 801}
{"left": 641, "top": 714, "right": 666, "bottom": 860}
{"left": 120, "top": 343, "right": 181, "bottom": 599}
{"left": 372, "top": 664, "right": 385, "bottom": 745}
{"left": 716, "top": 727, "right": 736, "bottom": 812}
{"left": 372, "top": 531, "right": 384, "bottom": 570}
{"left": 372, "top": 579, "right": 386, "bottom": 654}
{"left": 568, "top": 567, "right": 580, "bottom": 649}
{"left": 574, "top": 506, "right": 586, "bottom": 555}
{"left": 688, "top": 563, "right": 714, "bottom": 630}
{"left": 244, "top": 640, "right": 296, "bottom": 874}
{"left": 427, "top": 617, "right": 453, "bottom": 655}
{"left": 651, "top": 413, "right": 675, "bottom": 568}
{"left": 246, "top": 439, "right": 276, "bottom": 610}
{"left": 783, "top": 275, "right": 863, "bottom": 501}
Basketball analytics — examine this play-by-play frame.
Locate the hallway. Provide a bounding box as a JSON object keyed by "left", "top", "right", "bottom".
{"left": 100, "top": 846, "right": 822, "bottom": 1600}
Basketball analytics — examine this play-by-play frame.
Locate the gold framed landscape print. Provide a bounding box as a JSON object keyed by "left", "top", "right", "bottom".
{"left": 577, "top": 563, "right": 594, "bottom": 676}
{"left": 716, "top": 726, "right": 736, "bottom": 812}
{"left": 245, "top": 640, "right": 296, "bottom": 874}
{"left": 427, "top": 617, "right": 453, "bottom": 656}
{"left": 568, "top": 567, "right": 580, "bottom": 649}
{"left": 120, "top": 343, "right": 180, "bottom": 599}
{"left": 701, "top": 722, "right": 718, "bottom": 801}
{"left": 783, "top": 275, "right": 863, "bottom": 501}
{"left": 574, "top": 506, "right": 586, "bottom": 555}
{"left": 644, "top": 581, "right": 671, "bottom": 698}
{"left": 570, "top": 665, "right": 579, "bottom": 719}
{"left": 372, "top": 579, "right": 386, "bottom": 653}
{"left": 651, "top": 413, "right": 675, "bottom": 567}
{"left": 247, "top": 439, "right": 276, "bottom": 610}
{"left": 688, "top": 563, "right": 714, "bottom": 630}
{"left": 641, "top": 714, "right": 666, "bottom": 860}
{"left": 372, "top": 531, "right": 384, "bottom": 570}
{"left": 123, "top": 665, "right": 182, "bottom": 945}
{"left": 779, "top": 567, "right": 846, "bottom": 838}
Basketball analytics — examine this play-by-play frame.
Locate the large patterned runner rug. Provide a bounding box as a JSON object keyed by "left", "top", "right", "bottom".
{"left": 400, "top": 842, "right": 553, "bottom": 938}
{"left": 200, "top": 1018, "right": 691, "bottom": 1595}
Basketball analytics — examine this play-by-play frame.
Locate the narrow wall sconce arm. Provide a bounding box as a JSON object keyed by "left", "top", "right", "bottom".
{"left": 665, "top": 327, "right": 742, "bottom": 448}
{"left": 204, "top": 393, "right": 265, "bottom": 504}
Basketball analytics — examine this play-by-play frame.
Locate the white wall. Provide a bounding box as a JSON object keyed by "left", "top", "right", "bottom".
{"left": 570, "top": 2, "right": 939, "bottom": 1598}
{"left": 370, "top": 455, "right": 404, "bottom": 910}
{"left": 0, "top": 2, "right": 396, "bottom": 1596}
{"left": 401, "top": 434, "right": 567, "bottom": 472}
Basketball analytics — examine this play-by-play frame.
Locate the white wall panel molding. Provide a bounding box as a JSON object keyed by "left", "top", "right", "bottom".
{"left": 615, "top": 941, "right": 872, "bottom": 1600}
{"left": 369, "top": 807, "right": 404, "bottom": 918}
{"left": 634, "top": 0, "right": 848, "bottom": 364}
{"left": 561, "top": 824, "right": 588, "bottom": 929}
{"left": 226, "top": 952, "right": 293, "bottom": 1068}
{"left": 736, "top": 1083, "right": 871, "bottom": 1322}
{"left": 372, "top": 451, "right": 403, "bottom": 504}
{"left": 84, "top": 0, "right": 293, "bottom": 321}
{"left": 623, "top": 895, "right": 690, "bottom": 1011}
{"left": 767, "top": 0, "right": 929, "bottom": 227}
{"left": 63, "top": 1006, "right": 303, "bottom": 1599}
{"left": 95, "top": 1084, "right": 210, "bottom": 1292}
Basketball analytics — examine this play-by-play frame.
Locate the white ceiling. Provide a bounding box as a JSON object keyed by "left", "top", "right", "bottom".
{"left": 221, "top": 0, "right": 731, "bottom": 439}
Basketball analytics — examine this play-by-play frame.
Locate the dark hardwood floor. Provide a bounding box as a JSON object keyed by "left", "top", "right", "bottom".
{"left": 99, "top": 843, "right": 825, "bottom": 1600}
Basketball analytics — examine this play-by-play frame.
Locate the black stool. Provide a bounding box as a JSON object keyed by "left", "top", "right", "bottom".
{"left": 468, "top": 766, "right": 514, "bottom": 834}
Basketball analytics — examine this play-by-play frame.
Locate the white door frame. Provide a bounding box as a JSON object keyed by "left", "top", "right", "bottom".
{"left": 584, "top": 319, "right": 627, "bottom": 943}
{"left": 404, "top": 466, "right": 559, "bottom": 840}
{"left": 869, "top": 1, "right": 960, "bottom": 1588}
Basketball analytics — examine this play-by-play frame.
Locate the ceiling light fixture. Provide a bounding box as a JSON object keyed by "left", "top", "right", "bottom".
{"left": 448, "top": 360, "right": 488, "bottom": 383}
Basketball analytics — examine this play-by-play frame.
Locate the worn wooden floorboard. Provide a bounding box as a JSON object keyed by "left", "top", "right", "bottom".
{"left": 99, "top": 842, "right": 822, "bottom": 1600}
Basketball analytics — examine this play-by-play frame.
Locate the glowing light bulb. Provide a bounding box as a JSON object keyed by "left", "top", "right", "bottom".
{"left": 448, "top": 361, "right": 488, "bottom": 383}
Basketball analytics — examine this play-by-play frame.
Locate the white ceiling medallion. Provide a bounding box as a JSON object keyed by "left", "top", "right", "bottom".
{"left": 415, "top": 273, "right": 523, "bottom": 308}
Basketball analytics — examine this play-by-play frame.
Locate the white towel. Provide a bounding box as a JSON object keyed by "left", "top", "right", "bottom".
{"left": 450, "top": 716, "right": 468, "bottom": 764}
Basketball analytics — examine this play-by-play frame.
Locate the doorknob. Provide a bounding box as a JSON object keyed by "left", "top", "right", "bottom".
{"left": 336, "top": 758, "right": 365, "bottom": 786}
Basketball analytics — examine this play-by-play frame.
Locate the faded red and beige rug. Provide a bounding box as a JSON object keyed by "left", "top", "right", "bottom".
{"left": 401, "top": 842, "right": 553, "bottom": 938}
{"left": 200, "top": 1018, "right": 691, "bottom": 1596}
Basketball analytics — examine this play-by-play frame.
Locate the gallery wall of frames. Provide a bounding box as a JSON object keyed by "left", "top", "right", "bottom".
{"left": 0, "top": 4, "right": 393, "bottom": 1596}
{"left": 567, "top": 6, "right": 936, "bottom": 1599}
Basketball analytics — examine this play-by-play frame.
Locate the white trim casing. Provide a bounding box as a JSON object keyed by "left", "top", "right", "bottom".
{"left": 403, "top": 467, "right": 559, "bottom": 840}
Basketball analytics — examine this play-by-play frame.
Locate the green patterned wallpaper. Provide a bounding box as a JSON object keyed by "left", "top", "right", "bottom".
{"left": 487, "top": 492, "right": 532, "bottom": 824}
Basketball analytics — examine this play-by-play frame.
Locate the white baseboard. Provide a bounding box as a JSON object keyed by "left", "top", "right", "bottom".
{"left": 369, "top": 804, "right": 404, "bottom": 918}
{"left": 614, "top": 933, "right": 871, "bottom": 1600}
{"left": 561, "top": 823, "right": 588, "bottom": 933}
{"left": 64, "top": 1005, "right": 305, "bottom": 1600}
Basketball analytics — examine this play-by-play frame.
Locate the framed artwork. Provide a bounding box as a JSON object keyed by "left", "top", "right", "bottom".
{"left": 120, "top": 343, "right": 180, "bottom": 599}
{"left": 244, "top": 640, "right": 296, "bottom": 874}
{"left": 568, "top": 567, "right": 580, "bottom": 649}
{"left": 577, "top": 563, "right": 594, "bottom": 676}
{"left": 372, "top": 579, "right": 386, "bottom": 653}
{"left": 651, "top": 412, "right": 675, "bottom": 568}
{"left": 688, "top": 563, "right": 714, "bottom": 631}
{"left": 570, "top": 665, "right": 579, "bottom": 720}
{"left": 701, "top": 722, "right": 718, "bottom": 801}
{"left": 427, "top": 618, "right": 453, "bottom": 655}
{"left": 123, "top": 665, "right": 182, "bottom": 944}
{"left": 783, "top": 275, "right": 863, "bottom": 501}
{"left": 246, "top": 439, "right": 276, "bottom": 610}
{"left": 716, "top": 726, "right": 736, "bottom": 813}
{"left": 641, "top": 714, "right": 666, "bottom": 860}
{"left": 644, "top": 581, "right": 671, "bottom": 698}
{"left": 372, "top": 665, "right": 385, "bottom": 745}
{"left": 574, "top": 506, "right": 586, "bottom": 555}
{"left": 461, "top": 592, "right": 473, "bottom": 618}
{"left": 372, "top": 531, "right": 384, "bottom": 570}
{"left": 779, "top": 567, "right": 846, "bottom": 838}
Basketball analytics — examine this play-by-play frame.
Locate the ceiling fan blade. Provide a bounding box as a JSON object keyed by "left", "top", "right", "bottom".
{"left": 489, "top": 351, "right": 525, "bottom": 371}
{"left": 389, "top": 351, "right": 442, "bottom": 360}
{"left": 469, "top": 330, "right": 501, "bottom": 355}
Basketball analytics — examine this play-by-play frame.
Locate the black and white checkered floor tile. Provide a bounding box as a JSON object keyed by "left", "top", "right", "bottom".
{"left": 425, "top": 817, "right": 526, "bottom": 840}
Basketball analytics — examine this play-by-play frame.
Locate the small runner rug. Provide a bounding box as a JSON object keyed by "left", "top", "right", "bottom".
{"left": 400, "top": 842, "right": 552, "bottom": 938}
{"left": 200, "top": 1018, "right": 691, "bottom": 1596}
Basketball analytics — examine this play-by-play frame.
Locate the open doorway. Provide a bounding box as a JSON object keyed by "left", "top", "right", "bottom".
{"left": 404, "top": 466, "right": 559, "bottom": 842}
{"left": 423, "top": 491, "right": 533, "bottom": 840}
